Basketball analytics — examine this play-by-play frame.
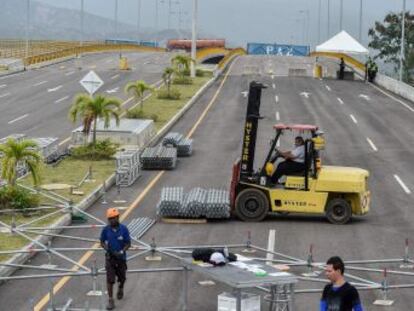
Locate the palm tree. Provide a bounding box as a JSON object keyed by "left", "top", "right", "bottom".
{"left": 162, "top": 67, "right": 175, "bottom": 97}
{"left": 124, "top": 80, "right": 153, "bottom": 111}
{"left": 0, "top": 139, "right": 42, "bottom": 187}
{"left": 171, "top": 54, "right": 193, "bottom": 76}
{"left": 69, "top": 94, "right": 121, "bottom": 145}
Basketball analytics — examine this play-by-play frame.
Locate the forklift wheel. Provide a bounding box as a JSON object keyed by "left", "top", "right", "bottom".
{"left": 326, "top": 198, "right": 352, "bottom": 225}
{"left": 235, "top": 188, "right": 269, "bottom": 222}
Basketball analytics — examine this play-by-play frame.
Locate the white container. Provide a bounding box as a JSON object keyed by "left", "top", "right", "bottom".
{"left": 217, "top": 292, "right": 260, "bottom": 311}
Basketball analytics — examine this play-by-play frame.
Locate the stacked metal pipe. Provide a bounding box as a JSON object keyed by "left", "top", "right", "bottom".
{"left": 205, "top": 189, "right": 231, "bottom": 219}
{"left": 156, "top": 187, "right": 184, "bottom": 217}
{"left": 162, "top": 132, "right": 193, "bottom": 157}
{"left": 182, "top": 188, "right": 207, "bottom": 218}
{"left": 127, "top": 217, "right": 156, "bottom": 239}
{"left": 140, "top": 146, "right": 177, "bottom": 170}
{"left": 157, "top": 187, "right": 230, "bottom": 219}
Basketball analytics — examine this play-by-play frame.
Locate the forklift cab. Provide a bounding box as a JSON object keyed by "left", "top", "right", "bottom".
{"left": 261, "top": 124, "right": 325, "bottom": 190}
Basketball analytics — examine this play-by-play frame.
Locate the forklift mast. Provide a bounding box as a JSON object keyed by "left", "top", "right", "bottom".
{"left": 239, "top": 81, "right": 266, "bottom": 181}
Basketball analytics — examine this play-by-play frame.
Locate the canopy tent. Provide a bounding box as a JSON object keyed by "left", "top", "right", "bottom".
{"left": 316, "top": 31, "right": 369, "bottom": 55}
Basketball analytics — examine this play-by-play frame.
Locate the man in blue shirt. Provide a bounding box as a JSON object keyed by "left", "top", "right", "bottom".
{"left": 100, "top": 208, "right": 131, "bottom": 310}
{"left": 320, "top": 256, "right": 364, "bottom": 311}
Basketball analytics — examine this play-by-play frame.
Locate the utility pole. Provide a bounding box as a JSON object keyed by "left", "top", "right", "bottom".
{"left": 339, "top": 0, "right": 344, "bottom": 31}
{"left": 359, "top": 0, "right": 363, "bottom": 42}
{"left": 25, "top": 0, "right": 30, "bottom": 61}
{"left": 190, "top": 0, "right": 197, "bottom": 78}
{"left": 80, "top": 0, "right": 84, "bottom": 48}
{"left": 114, "top": 0, "right": 119, "bottom": 40}
{"left": 399, "top": 0, "right": 406, "bottom": 81}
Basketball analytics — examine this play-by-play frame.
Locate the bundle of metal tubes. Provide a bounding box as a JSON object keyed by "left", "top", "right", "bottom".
{"left": 157, "top": 187, "right": 230, "bottom": 219}
{"left": 127, "top": 217, "right": 156, "bottom": 239}
{"left": 140, "top": 145, "right": 177, "bottom": 170}
{"left": 162, "top": 132, "right": 193, "bottom": 157}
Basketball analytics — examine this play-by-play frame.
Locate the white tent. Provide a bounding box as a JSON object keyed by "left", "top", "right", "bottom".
{"left": 316, "top": 31, "right": 368, "bottom": 55}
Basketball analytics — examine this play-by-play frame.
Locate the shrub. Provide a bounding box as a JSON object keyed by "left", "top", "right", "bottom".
{"left": 0, "top": 186, "right": 40, "bottom": 210}
{"left": 71, "top": 139, "right": 118, "bottom": 160}
{"left": 182, "top": 68, "right": 207, "bottom": 77}
{"left": 126, "top": 109, "right": 159, "bottom": 121}
{"left": 173, "top": 76, "right": 193, "bottom": 85}
{"left": 157, "top": 89, "right": 181, "bottom": 100}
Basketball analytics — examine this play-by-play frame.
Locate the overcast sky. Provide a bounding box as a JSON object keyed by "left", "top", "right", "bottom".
{"left": 35, "top": 0, "right": 413, "bottom": 47}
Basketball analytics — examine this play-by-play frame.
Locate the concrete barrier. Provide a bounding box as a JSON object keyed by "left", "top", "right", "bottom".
{"left": 374, "top": 73, "right": 414, "bottom": 103}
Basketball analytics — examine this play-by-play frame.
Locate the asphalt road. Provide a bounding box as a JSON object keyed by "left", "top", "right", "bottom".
{"left": 0, "top": 51, "right": 173, "bottom": 141}
{"left": 0, "top": 55, "right": 414, "bottom": 311}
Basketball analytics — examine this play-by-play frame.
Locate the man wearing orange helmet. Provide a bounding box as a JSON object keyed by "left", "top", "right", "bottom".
{"left": 100, "top": 208, "right": 131, "bottom": 310}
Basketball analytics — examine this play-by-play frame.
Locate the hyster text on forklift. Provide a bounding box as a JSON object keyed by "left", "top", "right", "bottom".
{"left": 230, "top": 81, "right": 370, "bottom": 224}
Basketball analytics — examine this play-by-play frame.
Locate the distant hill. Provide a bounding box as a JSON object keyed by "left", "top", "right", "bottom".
{"left": 0, "top": 0, "right": 216, "bottom": 47}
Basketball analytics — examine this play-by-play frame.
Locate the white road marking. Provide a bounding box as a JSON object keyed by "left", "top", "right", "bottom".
{"left": 55, "top": 95, "right": 70, "bottom": 103}
{"left": 144, "top": 61, "right": 150, "bottom": 65}
{"left": 300, "top": 92, "right": 311, "bottom": 98}
{"left": 275, "top": 95, "right": 279, "bottom": 103}
{"left": 272, "top": 83, "right": 276, "bottom": 89}
{"left": 350, "top": 114, "right": 358, "bottom": 124}
{"left": 271, "top": 75, "right": 275, "bottom": 80}
{"left": 111, "top": 74, "right": 120, "bottom": 80}
{"left": 65, "top": 71, "right": 75, "bottom": 76}
{"left": 0, "top": 92, "right": 10, "bottom": 98}
{"left": 266, "top": 229, "right": 276, "bottom": 265}
{"left": 241, "top": 91, "right": 248, "bottom": 98}
{"left": 48, "top": 85, "right": 63, "bottom": 93}
{"left": 369, "top": 83, "right": 414, "bottom": 112}
{"left": 337, "top": 97, "right": 344, "bottom": 104}
{"left": 394, "top": 175, "right": 411, "bottom": 194}
{"left": 366, "top": 137, "right": 378, "bottom": 152}
{"left": 105, "top": 59, "right": 113, "bottom": 63}
{"left": 275, "top": 111, "right": 280, "bottom": 121}
{"left": 325, "top": 85, "right": 331, "bottom": 91}
{"left": 89, "top": 65, "right": 97, "bottom": 69}
{"left": 0, "top": 84, "right": 6, "bottom": 88}
{"left": 8, "top": 114, "right": 29, "bottom": 124}
{"left": 359, "top": 94, "right": 370, "bottom": 101}
{"left": 34, "top": 80, "right": 48, "bottom": 86}
{"left": 106, "top": 87, "right": 119, "bottom": 94}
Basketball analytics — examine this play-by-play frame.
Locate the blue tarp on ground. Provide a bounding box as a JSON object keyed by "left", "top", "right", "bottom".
{"left": 247, "top": 43, "right": 309, "bottom": 56}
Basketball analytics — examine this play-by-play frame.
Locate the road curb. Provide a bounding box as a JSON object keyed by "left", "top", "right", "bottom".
{"left": 0, "top": 55, "right": 238, "bottom": 278}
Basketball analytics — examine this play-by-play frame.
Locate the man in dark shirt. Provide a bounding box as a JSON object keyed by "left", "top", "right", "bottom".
{"left": 100, "top": 208, "right": 131, "bottom": 310}
{"left": 320, "top": 256, "right": 363, "bottom": 311}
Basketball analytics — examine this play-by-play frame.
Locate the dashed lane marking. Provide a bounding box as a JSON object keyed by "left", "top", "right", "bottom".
{"left": 337, "top": 97, "right": 344, "bottom": 104}
{"left": 366, "top": 138, "right": 378, "bottom": 152}
{"left": 8, "top": 114, "right": 29, "bottom": 124}
{"left": 350, "top": 114, "right": 358, "bottom": 124}
{"left": 34, "top": 80, "right": 48, "bottom": 86}
{"left": 55, "top": 96, "right": 70, "bottom": 104}
{"left": 394, "top": 175, "right": 412, "bottom": 194}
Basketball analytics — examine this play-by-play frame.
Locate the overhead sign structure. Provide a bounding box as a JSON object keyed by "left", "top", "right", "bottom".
{"left": 80, "top": 70, "right": 104, "bottom": 96}
{"left": 247, "top": 43, "right": 310, "bottom": 56}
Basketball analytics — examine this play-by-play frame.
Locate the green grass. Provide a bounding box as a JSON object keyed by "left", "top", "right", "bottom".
{"left": 128, "top": 74, "right": 213, "bottom": 131}
{"left": 0, "top": 159, "right": 114, "bottom": 262}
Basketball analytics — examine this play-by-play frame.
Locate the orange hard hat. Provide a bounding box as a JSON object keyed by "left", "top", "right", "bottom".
{"left": 106, "top": 208, "right": 120, "bottom": 219}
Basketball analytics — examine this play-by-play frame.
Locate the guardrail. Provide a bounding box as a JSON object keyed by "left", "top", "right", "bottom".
{"left": 217, "top": 47, "right": 246, "bottom": 70}
{"left": 0, "top": 40, "right": 166, "bottom": 66}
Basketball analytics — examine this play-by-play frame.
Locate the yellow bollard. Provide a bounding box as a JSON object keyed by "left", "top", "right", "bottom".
{"left": 314, "top": 64, "right": 322, "bottom": 79}
{"left": 119, "top": 57, "right": 129, "bottom": 70}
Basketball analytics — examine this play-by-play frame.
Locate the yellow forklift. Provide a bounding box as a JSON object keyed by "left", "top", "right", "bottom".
{"left": 230, "top": 82, "right": 370, "bottom": 224}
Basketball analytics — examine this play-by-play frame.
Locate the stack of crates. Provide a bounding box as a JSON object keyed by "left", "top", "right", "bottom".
{"left": 115, "top": 149, "right": 141, "bottom": 187}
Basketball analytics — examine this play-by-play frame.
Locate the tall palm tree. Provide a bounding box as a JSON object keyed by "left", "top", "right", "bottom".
{"left": 162, "top": 67, "right": 175, "bottom": 97}
{"left": 0, "top": 139, "right": 42, "bottom": 187}
{"left": 124, "top": 80, "right": 153, "bottom": 111}
{"left": 171, "top": 54, "right": 193, "bottom": 76}
{"left": 69, "top": 94, "right": 121, "bottom": 145}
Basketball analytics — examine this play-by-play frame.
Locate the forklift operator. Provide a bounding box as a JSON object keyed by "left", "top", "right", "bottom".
{"left": 270, "top": 136, "right": 306, "bottom": 184}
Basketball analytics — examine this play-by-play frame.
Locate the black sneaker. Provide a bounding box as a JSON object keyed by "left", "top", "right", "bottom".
{"left": 117, "top": 287, "right": 124, "bottom": 300}
{"left": 106, "top": 298, "right": 115, "bottom": 310}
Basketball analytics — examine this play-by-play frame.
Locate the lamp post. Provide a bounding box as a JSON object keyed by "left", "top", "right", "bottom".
{"left": 318, "top": 0, "right": 321, "bottom": 44}
{"left": 359, "top": 0, "right": 363, "bottom": 42}
{"left": 25, "top": 0, "right": 30, "bottom": 61}
{"left": 327, "top": 0, "right": 330, "bottom": 38}
{"left": 80, "top": 0, "right": 84, "bottom": 48}
{"left": 137, "top": 0, "right": 141, "bottom": 41}
{"left": 190, "top": 0, "right": 198, "bottom": 78}
{"left": 299, "top": 10, "right": 310, "bottom": 47}
{"left": 114, "top": 0, "right": 118, "bottom": 40}
{"left": 339, "top": 0, "right": 344, "bottom": 31}
{"left": 399, "top": 0, "right": 406, "bottom": 81}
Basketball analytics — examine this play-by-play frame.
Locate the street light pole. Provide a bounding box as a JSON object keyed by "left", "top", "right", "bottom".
{"left": 339, "top": 0, "right": 344, "bottom": 31}
{"left": 137, "top": 0, "right": 141, "bottom": 42}
{"left": 190, "top": 0, "right": 197, "bottom": 78}
{"left": 399, "top": 0, "right": 406, "bottom": 81}
{"left": 318, "top": 0, "right": 321, "bottom": 44}
{"left": 80, "top": 0, "right": 84, "bottom": 48}
{"left": 359, "top": 0, "right": 363, "bottom": 42}
{"left": 25, "top": 0, "right": 30, "bottom": 61}
{"left": 327, "top": 0, "right": 330, "bottom": 39}
{"left": 114, "top": 0, "right": 119, "bottom": 40}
